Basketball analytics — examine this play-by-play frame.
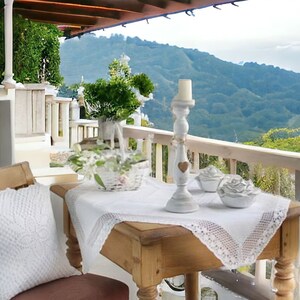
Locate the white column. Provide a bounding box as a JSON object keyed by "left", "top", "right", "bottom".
{"left": 2, "top": 0, "right": 16, "bottom": 88}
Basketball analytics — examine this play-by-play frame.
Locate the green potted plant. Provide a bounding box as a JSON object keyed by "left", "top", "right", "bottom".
{"left": 83, "top": 55, "right": 154, "bottom": 145}
{"left": 84, "top": 55, "right": 154, "bottom": 120}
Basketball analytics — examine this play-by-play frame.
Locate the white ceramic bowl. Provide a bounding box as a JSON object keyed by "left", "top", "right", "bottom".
{"left": 219, "top": 192, "right": 258, "bottom": 208}
{"left": 196, "top": 177, "right": 222, "bottom": 192}
{"left": 218, "top": 176, "right": 260, "bottom": 208}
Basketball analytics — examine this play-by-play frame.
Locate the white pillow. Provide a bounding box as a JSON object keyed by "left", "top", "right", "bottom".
{"left": 0, "top": 183, "right": 80, "bottom": 299}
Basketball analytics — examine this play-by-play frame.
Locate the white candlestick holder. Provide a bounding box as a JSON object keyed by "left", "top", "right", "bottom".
{"left": 165, "top": 86, "right": 198, "bottom": 213}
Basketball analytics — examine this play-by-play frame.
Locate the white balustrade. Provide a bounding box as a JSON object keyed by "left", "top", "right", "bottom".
{"left": 46, "top": 97, "right": 72, "bottom": 147}
{"left": 69, "top": 119, "right": 98, "bottom": 147}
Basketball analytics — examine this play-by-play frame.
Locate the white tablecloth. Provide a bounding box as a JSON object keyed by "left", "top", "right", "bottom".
{"left": 65, "top": 177, "right": 290, "bottom": 272}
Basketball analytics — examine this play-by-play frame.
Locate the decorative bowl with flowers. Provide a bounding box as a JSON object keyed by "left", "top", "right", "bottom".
{"left": 218, "top": 175, "right": 261, "bottom": 208}
{"left": 67, "top": 141, "right": 149, "bottom": 191}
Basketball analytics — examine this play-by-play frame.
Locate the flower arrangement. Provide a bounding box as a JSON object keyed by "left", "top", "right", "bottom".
{"left": 83, "top": 54, "right": 155, "bottom": 122}
{"left": 68, "top": 141, "right": 149, "bottom": 191}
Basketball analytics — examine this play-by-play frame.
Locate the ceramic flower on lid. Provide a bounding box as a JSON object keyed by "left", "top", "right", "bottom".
{"left": 196, "top": 165, "right": 224, "bottom": 192}
{"left": 218, "top": 175, "right": 261, "bottom": 208}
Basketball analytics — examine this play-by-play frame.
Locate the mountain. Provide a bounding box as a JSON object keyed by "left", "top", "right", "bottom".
{"left": 60, "top": 34, "right": 300, "bottom": 142}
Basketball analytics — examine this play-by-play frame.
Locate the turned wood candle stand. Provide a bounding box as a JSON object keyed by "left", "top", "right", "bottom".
{"left": 165, "top": 79, "right": 199, "bottom": 213}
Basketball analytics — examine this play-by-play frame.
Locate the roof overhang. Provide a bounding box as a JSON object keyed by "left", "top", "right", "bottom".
{"left": 11, "top": 0, "right": 246, "bottom": 38}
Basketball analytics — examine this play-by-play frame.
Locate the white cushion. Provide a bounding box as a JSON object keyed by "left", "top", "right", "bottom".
{"left": 0, "top": 183, "right": 79, "bottom": 299}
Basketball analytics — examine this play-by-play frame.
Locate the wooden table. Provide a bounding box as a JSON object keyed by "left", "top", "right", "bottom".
{"left": 51, "top": 183, "right": 300, "bottom": 300}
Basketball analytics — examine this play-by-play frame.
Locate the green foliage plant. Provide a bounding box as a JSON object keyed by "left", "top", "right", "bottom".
{"left": 250, "top": 164, "right": 294, "bottom": 199}
{"left": 0, "top": 14, "right": 63, "bottom": 86}
{"left": 84, "top": 56, "right": 154, "bottom": 121}
{"left": 245, "top": 127, "right": 299, "bottom": 199}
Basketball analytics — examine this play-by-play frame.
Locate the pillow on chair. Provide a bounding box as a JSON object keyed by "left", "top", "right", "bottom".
{"left": 0, "top": 183, "right": 80, "bottom": 299}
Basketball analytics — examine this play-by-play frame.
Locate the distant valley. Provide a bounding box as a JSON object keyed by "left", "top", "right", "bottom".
{"left": 60, "top": 34, "right": 300, "bottom": 142}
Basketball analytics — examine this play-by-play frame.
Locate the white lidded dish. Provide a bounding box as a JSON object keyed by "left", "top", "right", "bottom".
{"left": 196, "top": 165, "right": 224, "bottom": 192}
{"left": 218, "top": 175, "right": 260, "bottom": 208}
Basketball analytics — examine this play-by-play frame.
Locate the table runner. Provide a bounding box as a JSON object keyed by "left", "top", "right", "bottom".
{"left": 65, "top": 177, "right": 290, "bottom": 272}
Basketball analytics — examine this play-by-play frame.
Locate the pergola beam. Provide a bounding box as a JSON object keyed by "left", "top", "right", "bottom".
{"left": 15, "top": 0, "right": 145, "bottom": 13}
{"left": 14, "top": 9, "right": 99, "bottom": 26}
{"left": 14, "top": 2, "right": 122, "bottom": 19}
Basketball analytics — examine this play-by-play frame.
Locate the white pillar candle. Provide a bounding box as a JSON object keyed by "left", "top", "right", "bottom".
{"left": 178, "top": 79, "right": 192, "bottom": 101}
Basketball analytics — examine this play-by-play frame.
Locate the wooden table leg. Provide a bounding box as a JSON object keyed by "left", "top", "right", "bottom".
{"left": 66, "top": 224, "right": 82, "bottom": 270}
{"left": 185, "top": 272, "right": 199, "bottom": 300}
{"left": 274, "top": 257, "right": 295, "bottom": 300}
{"left": 137, "top": 286, "right": 158, "bottom": 300}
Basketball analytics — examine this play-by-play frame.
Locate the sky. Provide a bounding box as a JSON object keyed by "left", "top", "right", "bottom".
{"left": 95, "top": 0, "right": 300, "bottom": 73}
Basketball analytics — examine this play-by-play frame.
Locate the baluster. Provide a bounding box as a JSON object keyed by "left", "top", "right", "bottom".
{"left": 51, "top": 102, "right": 59, "bottom": 144}
{"left": 155, "top": 143, "right": 163, "bottom": 181}
{"left": 193, "top": 151, "right": 200, "bottom": 172}
{"left": 255, "top": 260, "right": 267, "bottom": 287}
{"left": 45, "top": 97, "right": 52, "bottom": 136}
{"left": 144, "top": 134, "right": 153, "bottom": 175}
{"left": 69, "top": 121, "right": 79, "bottom": 147}
{"left": 229, "top": 158, "right": 237, "bottom": 175}
{"left": 60, "top": 102, "right": 70, "bottom": 147}
{"left": 167, "top": 143, "right": 175, "bottom": 183}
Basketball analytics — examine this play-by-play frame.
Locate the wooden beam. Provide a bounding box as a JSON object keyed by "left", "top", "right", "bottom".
{"left": 15, "top": 0, "right": 145, "bottom": 13}
{"left": 14, "top": 9, "right": 98, "bottom": 26}
{"left": 138, "top": 0, "right": 167, "bottom": 9}
{"left": 14, "top": 2, "right": 121, "bottom": 19}
{"left": 172, "top": 0, "right": 192, "bottom": 4}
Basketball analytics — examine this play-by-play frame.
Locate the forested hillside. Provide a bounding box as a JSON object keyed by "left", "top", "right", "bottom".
{"left": 60, "top": 34, "right": 300, "bottom": 142}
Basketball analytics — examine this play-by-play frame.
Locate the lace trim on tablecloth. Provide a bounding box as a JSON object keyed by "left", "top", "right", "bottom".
{"left": 83, "top": 209, "right": 288, "bottom": 270}
{"left": 184, "top": 210, "right": 287, "bottom": 268}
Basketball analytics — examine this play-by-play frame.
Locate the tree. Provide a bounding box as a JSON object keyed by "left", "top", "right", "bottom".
{"left": 0, "top": 13, "right": 63, "bottom": 86}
